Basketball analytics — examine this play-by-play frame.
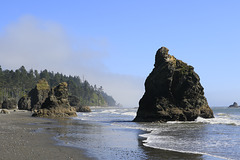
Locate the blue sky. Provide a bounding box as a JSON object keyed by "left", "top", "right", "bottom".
{"left": 1, "top": 0, "right": 240, "bottom": 107}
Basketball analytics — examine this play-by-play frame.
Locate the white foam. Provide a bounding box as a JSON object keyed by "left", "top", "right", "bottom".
{"left": 100, "top": 109, "right": 119, "bottom": 114}
{"left": 166, "top": 116, "right": 240, "bottom": 126}
{"left": 217, "top": 113, "right": 230, "bottom": 117}
{"left": 196, "top": 117, "right": 240, "bottom": 126}
{"left": 167, "top": 121, "right": 197, "bottom": 124}
{"left": 121, "top": 112, "right": 136, "bottom": 117}
{"left": 142, "top": 142, "right": 230, "bottom": 160}
{"left": 140, "top": 129, "right": 231, "bottom": 160}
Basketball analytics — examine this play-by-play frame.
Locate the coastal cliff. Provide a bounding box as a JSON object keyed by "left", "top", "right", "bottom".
{"left": 133, "top": 47, "right": 214, "bottom": 122}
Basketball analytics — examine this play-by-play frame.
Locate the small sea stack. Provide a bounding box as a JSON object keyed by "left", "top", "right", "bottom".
{"left": 18, "top": 78, "right": 50, "bottom": 111}
{"left": 32, "top": 82, "right": 77, "bottom": 117}
{"left": 133, "top": 47, "right": 214, "bottom": 122}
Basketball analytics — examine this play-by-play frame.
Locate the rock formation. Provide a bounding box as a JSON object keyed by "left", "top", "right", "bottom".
{"left": 76, "top": 106, "right": 91, "bottom": 112}
{"left": 2, "top": 98, "right": 17, "bottom": 110}
{"left": 29, "top": 79, "right": 50, "bottom": 110}
{"left": 18, "top": 79, "right": 77, "bottom": 117}
{"left": 133, "top": 47, "right": 214, "bottom": 122}
{"left": 68, "top": 95, "right": 91, "bottom": 112}
{"left": 18, "top": 79, "right": 50, "bottom": 111}
{"left": 229, "top": 102, "right": 239, "bottom": 108}
{"left": 18, "top": 96, "right": 31, "bottom": 110}
{"left": 32, "top": 82, "right": 77, "bottom": 117}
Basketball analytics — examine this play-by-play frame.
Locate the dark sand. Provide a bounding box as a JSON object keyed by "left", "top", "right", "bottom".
{"left": 0, "top": 109, "right": 216, "bottom": 160}
{"left": 0, "top": 110, "right": 93, "bottom": 160}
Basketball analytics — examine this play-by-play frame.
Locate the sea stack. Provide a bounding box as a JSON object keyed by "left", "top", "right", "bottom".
{"left": 32, "top": 82, "right": 77, "bottom": 117}
{"left": 133, "top": 47, "right": 214, "bottom": 122}
{"left": 18, "top": 79, "right": 50, "bottom": 111}
{"left": 229, "top": 102, "right": 239, "bottom": 108}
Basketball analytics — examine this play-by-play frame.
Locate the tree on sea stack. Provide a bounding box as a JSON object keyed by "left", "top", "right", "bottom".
{"left": 133, "top": 47, "right": 214, "bottom": 122}
{"left": 32, "top": 82, "right": 77, "bottom": 117}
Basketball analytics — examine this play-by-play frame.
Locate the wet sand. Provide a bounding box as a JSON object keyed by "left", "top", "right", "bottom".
{"left": 0, "top": 110, "right": 93, "bottom": 160}
{"left": 0, "top": 109, "right": 217, "bottom": 160}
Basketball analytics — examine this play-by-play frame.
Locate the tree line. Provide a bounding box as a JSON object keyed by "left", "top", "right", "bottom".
{"left": 0, "top": 66, "right": 116, "bottom": 106}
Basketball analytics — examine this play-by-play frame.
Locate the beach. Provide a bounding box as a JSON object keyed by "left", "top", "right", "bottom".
{"left": 0, "top": 109, "right": 204, "bottom": 160}
{"left": 1, "top": 107, "right": 238, "bottom": 160}
{"left": 0, "top": 110, "right": 93, "bottom": 160}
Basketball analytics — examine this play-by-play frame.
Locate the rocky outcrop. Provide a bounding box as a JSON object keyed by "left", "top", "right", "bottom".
{"left": 2, "top": 98, "right": 17, "bottom": 110}
{"left": 68, "top": 95, "right": 91, "bottom": 112}
{"left": 18, "top": 79, "right": 50, "bottom": 111}
{"left": 18, "top": 96, "right": 31, "bottom": 110}
{"left": 229, "top": 102, "right": 239, "bottom": 108}
{"left": 32, "top": 82, "right": 77, "bottom": 117}
{"left": 76, "top": 106, "right": 91, "bottom": 112}
{"left": 28, "top": 79, "right": 50, "bottom": 110}
{"left": 133, "top": 47, "right": 214, "bottom": 122}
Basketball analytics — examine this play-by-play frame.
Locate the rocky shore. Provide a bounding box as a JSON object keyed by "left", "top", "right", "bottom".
{"left": 0, "top": 110, "right": 93, "bottom": 160}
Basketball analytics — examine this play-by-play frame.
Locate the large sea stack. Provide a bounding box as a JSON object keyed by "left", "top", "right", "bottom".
{"left": 133, "top": 47, "right": 214, "bottom": 122}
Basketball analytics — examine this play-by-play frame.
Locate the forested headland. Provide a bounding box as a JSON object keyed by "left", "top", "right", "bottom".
{"left": 0, "top": 66, "right": 116, "bottom": 107}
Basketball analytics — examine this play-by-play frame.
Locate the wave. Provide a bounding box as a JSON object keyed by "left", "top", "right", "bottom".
{"left": 166, "top": 115, "right": 240, "bottom": 126}
{"left": 139, "top": 129, "right": 231, "bottom": 160}
{"left": 100, "top": 109, "right": 118, "bottom": 114}
{"left": 142, "top": 142, "right": 230, "bottom": 160}
{"left": 120, "top": 112, "right": 136, "bottom": 117}
{"left": 196, "top": 117, "right": 240, "bottom": 126}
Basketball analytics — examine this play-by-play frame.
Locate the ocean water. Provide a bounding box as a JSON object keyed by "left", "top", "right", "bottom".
{"left": 53, "top": 107, "right": 240, "bottom": 160}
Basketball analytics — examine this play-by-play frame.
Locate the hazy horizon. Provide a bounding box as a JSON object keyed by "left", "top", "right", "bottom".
{"left": 1, "top": 1, "right": 240, "bottom": 107}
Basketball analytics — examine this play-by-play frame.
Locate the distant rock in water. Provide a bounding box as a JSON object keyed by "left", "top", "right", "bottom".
{"left": 32, "top": 82, "right": 77, "bottom": 117}
{"left": 133, "top": 47, "right": 214, "bottom": 122}
{"left": 229, "top": 102, "right": 239, "bottom": 108}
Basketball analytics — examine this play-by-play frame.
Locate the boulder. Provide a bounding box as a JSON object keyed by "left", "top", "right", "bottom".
{"left": 2, "top": 98, "right": 17, "bottom": 110}
{"left": 18, "top": 96, "right": 31, "bottom": 110}
{"left": 76, "top": 106, "right": 91, "bottom": 112}
{"left": 68, "top": 96, "right": 91, "bottom": 112}
{"left": 1, "top": 109, "right": 10, "bottom": 114}
{"left": 133, "top": 47, "right": 214, "bottom": 122}
{"left": 32, "top": 82, "right": 77, "bottom": 117}
{"left": 32, "top": 107, "right": 77, "bottom": 117}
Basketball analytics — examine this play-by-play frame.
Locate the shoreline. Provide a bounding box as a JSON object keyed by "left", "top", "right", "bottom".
{"left": 0, "top": 110, "right": 94, "bottom": 160}
{"left": 0, "top": 109, "right": 226, "bottom": 160}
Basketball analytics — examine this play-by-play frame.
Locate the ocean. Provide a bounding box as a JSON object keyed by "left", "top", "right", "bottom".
{"left": 52, "top": 107, "right": 240, "bottom": 160}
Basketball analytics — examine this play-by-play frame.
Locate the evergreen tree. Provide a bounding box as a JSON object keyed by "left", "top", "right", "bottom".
{"left": 0, "top": 66, "right": 116, "bottom": 106}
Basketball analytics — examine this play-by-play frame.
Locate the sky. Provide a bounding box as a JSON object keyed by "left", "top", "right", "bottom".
{"left": 0, "top": 0, "right": 240, "bottom": 107}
